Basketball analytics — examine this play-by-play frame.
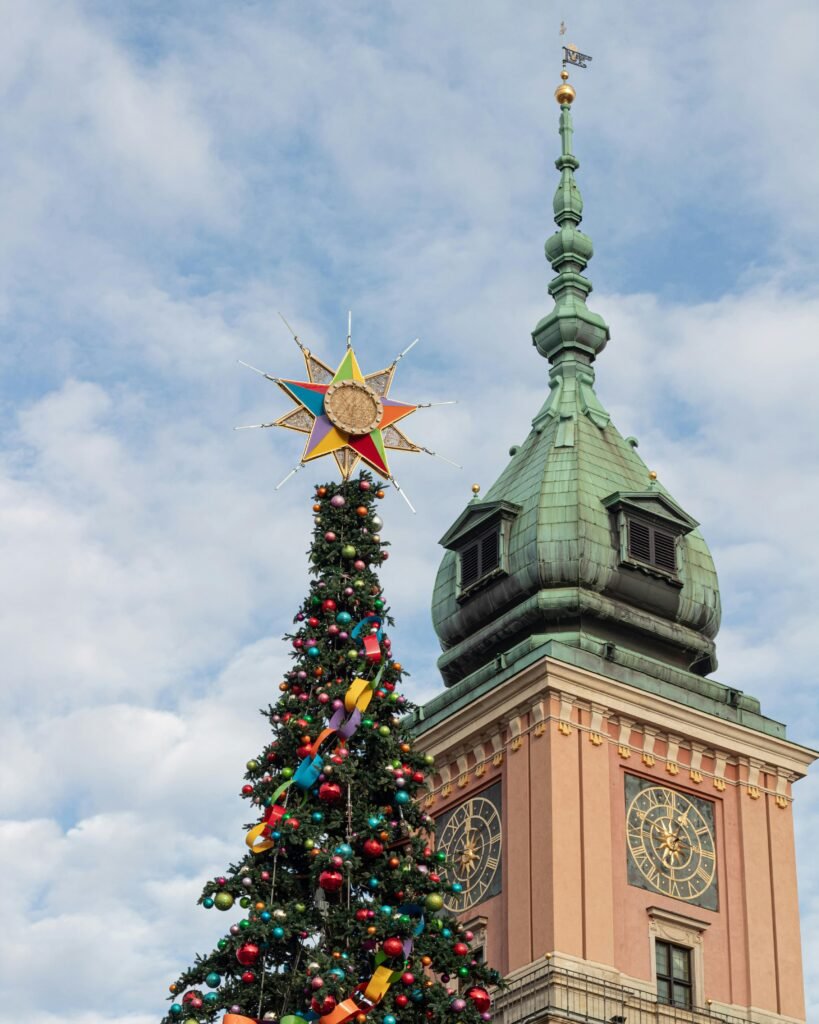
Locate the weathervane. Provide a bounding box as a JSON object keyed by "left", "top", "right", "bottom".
{"left": 236, "top": 314, "right": 458, "bottom": 512}
{"left": 555, "top": 24, "right": 592, "bottom": 105}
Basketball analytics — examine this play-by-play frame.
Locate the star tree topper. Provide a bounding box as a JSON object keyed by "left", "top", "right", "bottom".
{"left": 275, "top": 342, "right": 420, "bottom": 481}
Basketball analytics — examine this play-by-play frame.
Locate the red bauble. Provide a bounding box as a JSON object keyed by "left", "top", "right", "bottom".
{"left": 241, "top": 784, "right": 253, "bottom": 795}
{"left": 183, "top": 992, "right": 203, "bottom": 1006}
{"left": 395, "top": 995, "right": 409, "bottom": 1008}
{"left": 453, "top": 942, "right": 469, "bottom": 956}
{"left": 382, "top": 937, "right": 404, "bottom": 958}
{"left": 401, "top": 972, "right": 415, "bottom": 986}
{"left": 319, "top": 869, "right": 344, "bottom": 892}
{"left": 312, "top": 996, "right": 337, "bottom": 1015}
{"left": 355, "top": 909, "right": 369, "bottom": 921}
{"left": 236, "top": 942, "right": 260, "bottom": 966}
{"left": 467, "top": 988, "right": 491, "bottom": 1013}
{"left": 319, "top": 782, "right": 342, "bottom": 804}
{"left": 322, "top": 599, "right": 337, "bottom": 612}
{"left": 308, "top": 617, "right": 320, "bottom": 628}
{"left": 241, "top": 971, "right": 256, "bottom": 984}
{"left": 362, "top": 838, "right": 384, "bottom": 858}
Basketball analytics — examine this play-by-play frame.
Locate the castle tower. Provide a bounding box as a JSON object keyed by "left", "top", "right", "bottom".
{"left": 409, "top": 67, "right": 815, "bottom": 1022}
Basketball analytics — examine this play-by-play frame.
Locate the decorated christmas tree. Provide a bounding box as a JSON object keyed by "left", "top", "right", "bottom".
{"left": 162, "top": 337, "right": 499, "bottom": 1024}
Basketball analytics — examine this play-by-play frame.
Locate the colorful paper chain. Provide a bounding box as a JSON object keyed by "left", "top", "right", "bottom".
{"left": 246, "top": 664, "right": 384, "bottom": 855}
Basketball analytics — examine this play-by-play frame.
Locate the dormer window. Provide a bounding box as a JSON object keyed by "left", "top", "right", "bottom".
{"left": 438, "top": 500, "right": 522, "bottom": 601}
{"left": 603, "top": 490, "right": 698, "bottom": 585}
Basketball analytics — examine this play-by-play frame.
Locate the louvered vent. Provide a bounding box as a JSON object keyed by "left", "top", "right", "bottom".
{"left": 460, "top": 543, "right": 480, "bottom": 588}
{"left": 481, "top": 530, "right": 500, "bottom": 574}
{"left": 653, "top": 530, "right": 677, "bottom": 572}
{"left": 459, "top": 527, "right": 502, "bottom": 592}
{"left": 628, "top": 519, "right": 652, "bottom": 562}
{"left": 627, "top": 517, "right": 678, "bottom": 574}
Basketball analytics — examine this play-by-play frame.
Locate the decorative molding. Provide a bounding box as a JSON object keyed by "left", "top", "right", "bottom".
{"left": 419, "top": 665, "right": 814, "bottom": 804}
{"left": 589, "top": 703, "right": 606, "bottom": 745}
{"left": 713, "top": 751, "right": 727, "bottom": 792}
{"left": 689, "top": 742, "right": 706, "bottom": 784}
{"left": 532, "top": 699, "right": 548, "bottom": 737}
{"left": 508, "top": 715, "right": 524, "bottom": 751}
{"left": 557, "top": 693, "right": 574, "bottom": 736}
{"left": 665, "top": 734, "right": 681, "bottom": 775}
{"left": 641, "top": 726, "right": 657, "bottom": 767}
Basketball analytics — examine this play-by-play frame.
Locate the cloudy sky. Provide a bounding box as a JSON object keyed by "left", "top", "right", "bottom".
{"left": 1, "top": 0, "right": 818, "bottom": 1020}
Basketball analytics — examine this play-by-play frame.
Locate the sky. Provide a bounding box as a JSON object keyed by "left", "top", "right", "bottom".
{"left": 1, "top": 0, "right": 818, "bottom": 1020}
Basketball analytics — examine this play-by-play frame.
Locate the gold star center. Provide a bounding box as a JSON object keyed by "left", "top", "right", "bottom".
{"left": 324, "top": 378, "right": 384, "bottom": 435}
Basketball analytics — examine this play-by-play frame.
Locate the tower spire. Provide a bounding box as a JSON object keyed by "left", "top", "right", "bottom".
{"left": 532, "top": 57, "right": 609, "bottom": 366}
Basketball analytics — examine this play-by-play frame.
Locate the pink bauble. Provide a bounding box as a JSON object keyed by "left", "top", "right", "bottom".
{"left": 330, "top": 495, "right": 345, "bottom": 508}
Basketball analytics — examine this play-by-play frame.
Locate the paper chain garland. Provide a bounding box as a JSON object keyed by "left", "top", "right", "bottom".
{"left": 232, "top": 624, "right": 426, "bottom": 1024}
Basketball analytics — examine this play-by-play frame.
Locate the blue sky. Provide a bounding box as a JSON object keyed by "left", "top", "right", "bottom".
{"left": 1, "top": 1, "right": 818, "bottom": 1020}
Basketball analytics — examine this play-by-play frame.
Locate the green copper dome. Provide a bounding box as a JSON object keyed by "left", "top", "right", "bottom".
{"left": 431, "top": 101, "right": 722, "bottom": 691}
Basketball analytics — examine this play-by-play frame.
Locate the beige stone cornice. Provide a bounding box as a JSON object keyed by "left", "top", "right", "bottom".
{"left": 419, "top": 656, "right": 816, "bottom": 801}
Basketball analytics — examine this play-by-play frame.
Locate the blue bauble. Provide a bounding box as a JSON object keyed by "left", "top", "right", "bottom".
{"left": 203, "top": 897, "right": 214, "bottom": 909}
{"left": 451, "top": 882, "right": 463, "bottom": 893}
{"left": 308, "top": 646, "right": 320, "bottom": 657}
{"left": 380, "top": 904, "right": 392, "bottom": 915}
{"left": 330, "top": 967, "right": 345, "bottom": 978}
{"left": 273, "top": 926, "right": 285, "bottom": 939}
{"left": 311, "top": 811, "right": 324, "bottom": 823}
{"left": 204, "top": 993, "right": 219, "bottom": 1005}
{"left": 368, "top": 877, "right": 379, "bottom": 889}
{"left": 336, "top": 611, "right": 352, "bottom": 625}
{"left": 394, "top": 791, "right": 410, "bottom": 805}
{"left": 367, "top": 816, "right": 381, "bottom": 828}
{"left": 442, "top": 928, "right": 452, "bottom": 938}
{"left": 260, "top": 911, "right": 271, "bottom": 922}
{"left": 205, "top": 972, "right": 221, "bottom": 988}
{"left": 334, "top": 843, "right": 353, "bottom": 857}
{"left": 384, "top": 1016, "right": 397, "bottom": 1024}
{"left": 410, "top": 990, "right": 424, "bottom": 1003}
{"left": 169, "top": 1005, "right": 182, "bottom": 1016}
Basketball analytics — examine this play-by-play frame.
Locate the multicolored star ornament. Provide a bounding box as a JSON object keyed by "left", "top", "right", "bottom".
{"left": 274, "top": 345, "right": 421, "bottom": 480}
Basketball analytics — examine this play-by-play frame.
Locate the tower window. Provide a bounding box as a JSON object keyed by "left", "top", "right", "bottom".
{"left": 628, "top": 517, "right": 677, "bottom": 574}
{"left": 655, "top": 940, "right": 692, "bottom": 1008}
{"left": 459, "top": 527, "right": 501, "bottom": 590}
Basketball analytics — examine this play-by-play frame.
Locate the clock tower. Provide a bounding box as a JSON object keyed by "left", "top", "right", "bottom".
{"left": 408, "top": 70, "right": 816, "bottom": 1022}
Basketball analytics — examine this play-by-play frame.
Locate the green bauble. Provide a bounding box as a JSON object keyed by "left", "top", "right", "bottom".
{"left": 341, "top": 544, "right": 356, "bottom": 558}
{"left": 347, "top": 650, "right": 358, "bottom": 660}
{"left": 246, "top": 760, "right": 259, "bottom": 771}
{"left": 425, "top": 893, "right": 444, "bottom": 912}
{"left": 214, "top": 892, "right": 234, "bottom": 912}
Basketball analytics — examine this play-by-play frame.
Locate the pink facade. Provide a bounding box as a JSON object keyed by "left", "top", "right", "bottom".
{"left": 422, "top": 658, "right": 814, "bottom": 1021}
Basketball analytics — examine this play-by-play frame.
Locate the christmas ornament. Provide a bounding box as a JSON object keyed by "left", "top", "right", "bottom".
{"left": 214, "top": 892, "right": 234, "bottom": 911}
{"left": 319, "top": 869, "right": 344, "bottom": 892}
{"left": 236, "top": 942, "right": 260, "bottom": 966}
{"left": 261, "top": 336, "right": 421, "bottom": 479}
{"left": 467, "top": 988, "right": 491, "bottom": 1013}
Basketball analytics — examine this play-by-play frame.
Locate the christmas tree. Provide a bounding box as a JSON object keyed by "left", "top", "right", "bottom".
{"left": 163, "top": 471, "right": 500, "bottom": 1024}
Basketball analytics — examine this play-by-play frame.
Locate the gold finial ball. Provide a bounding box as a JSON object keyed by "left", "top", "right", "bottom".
{"left": 471, "top": 484, "right": 481, "bottom": 495}
{"left": 649, "top": 470, "right": 658, "bottom": 481}
{"left": 560, "top": 69, "right": 569, "bottom": 81}
{"left": 554, "top": 81, "right": 576, "bottom": 105}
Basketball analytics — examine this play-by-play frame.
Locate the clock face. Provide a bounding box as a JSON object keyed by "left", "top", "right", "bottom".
{"left": 436, "top": 783, "right": 502, "bottom": 913}
{"left": 625, "top": 775, "right": 718, "bottom": 911}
